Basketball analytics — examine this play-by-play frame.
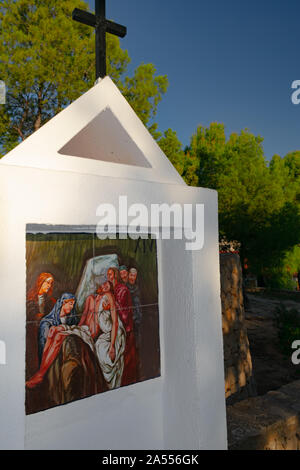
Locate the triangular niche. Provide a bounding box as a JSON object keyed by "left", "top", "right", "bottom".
{"left": 58, "top": 107, "right": 152, "bottom": 168}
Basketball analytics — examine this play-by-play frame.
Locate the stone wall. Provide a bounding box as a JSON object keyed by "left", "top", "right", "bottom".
{"left": 227, "top": 380, "right": 300, "bottom": 450}
{"left": 220, "top": 253, "right": 257, "bottom": 404}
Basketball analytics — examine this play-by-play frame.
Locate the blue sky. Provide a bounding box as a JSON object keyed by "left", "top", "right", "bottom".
{"left": 88, "top": 0, "right": 300, "bottom": 160}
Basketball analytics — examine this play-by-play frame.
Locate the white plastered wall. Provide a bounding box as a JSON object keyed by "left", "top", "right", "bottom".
{"left": 0, "top": 164, "right": 227, "bottom": 450}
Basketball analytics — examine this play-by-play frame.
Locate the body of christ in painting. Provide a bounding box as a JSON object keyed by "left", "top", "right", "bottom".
{"left": 25, "top": 231, "right": 160, "bottom": 415}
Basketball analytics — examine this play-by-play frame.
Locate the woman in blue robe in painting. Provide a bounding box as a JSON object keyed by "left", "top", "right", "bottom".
{"left": 26, "top": 293, "right": 107, "bottom": 414}
{"left": 26, "top": 293, "right": 78, "bottom": 388}
{"left": 38, "top": 293, "right": 78, "bottom": 363}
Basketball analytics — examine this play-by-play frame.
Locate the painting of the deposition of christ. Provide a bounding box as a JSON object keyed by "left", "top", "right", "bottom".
{"left": 25, "top": 231, "right": 160, "bottom": 415}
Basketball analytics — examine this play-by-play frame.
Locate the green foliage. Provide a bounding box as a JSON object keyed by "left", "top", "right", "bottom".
{"left": 119, "top": 63, "right": 168, "bottom": 131}
{"left": 0, "top": 0, "right": 168, "bottom": 155}
{"left": 267, "top": 246, "right": 300, "bottom": 289}
{"left": 178, "top": 123, "right": 300, "bottom": 282}
{"left": 274, "top": 305, "right": 300, "bottom": 356}
{"left": 285, "top": 246, "right": 300, "bottom": 278}
{"left": 180, "top": 150, "right": 199, "bottom": 187}
{"left": 270, "top": 152, "right": 300, "bottom": 205}
{"left": 189, "top": 122, "right": 227, "bottom": 188}
{"left": 284, "top": 151, "right": 300, "bottom": 181}
{"left": 156, "top": 129, "right": 202, "bottom": 185}
{"left": 157, "top": 128, "right": 185, "bottom": 174}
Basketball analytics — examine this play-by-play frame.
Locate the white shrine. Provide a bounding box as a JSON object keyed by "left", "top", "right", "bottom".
{"left": 0, "top": 76, "right": 227, "bottom": 450}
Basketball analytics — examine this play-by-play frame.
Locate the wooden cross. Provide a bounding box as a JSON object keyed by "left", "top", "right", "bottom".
{"left": 72, "top": 0, "right": 127, "bottom": 80}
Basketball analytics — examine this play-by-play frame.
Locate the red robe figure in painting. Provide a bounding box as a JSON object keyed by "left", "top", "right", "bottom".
{"left": 107, "top": 267, "right": 137, "bottom": 386}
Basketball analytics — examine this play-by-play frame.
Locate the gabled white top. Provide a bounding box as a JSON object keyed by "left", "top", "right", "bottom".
{"left": 1, "top": 76, "right": 185, "bottom": 185}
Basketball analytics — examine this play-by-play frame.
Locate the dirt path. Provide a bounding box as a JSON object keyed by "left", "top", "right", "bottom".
{"left": 245, "top": 294, "right": 300, "bottom": 395}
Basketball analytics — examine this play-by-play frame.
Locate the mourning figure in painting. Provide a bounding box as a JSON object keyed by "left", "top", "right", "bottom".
{"left": 107, "top": 267, "right": 138, "bottom": 386}
{"left": 119, "top": 265, "right": 129, "bottom": 284}
{"left": 26, "top": 293, "right": 78, "bottom": 387}
{"left": 26, "top": 293, "right": 107, "bottom": 408}
{"left": 27, "top": 272, "right": 56, "bottom": 321}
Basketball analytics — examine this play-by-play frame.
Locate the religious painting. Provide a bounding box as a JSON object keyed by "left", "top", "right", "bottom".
{"left": 25, "top": 230, "right": 160, "bottom": 415}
